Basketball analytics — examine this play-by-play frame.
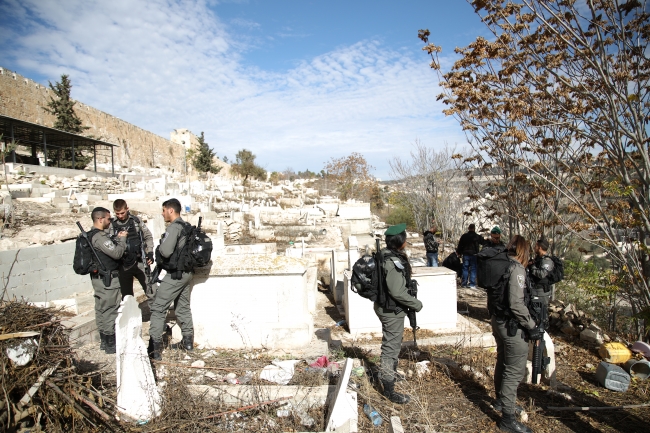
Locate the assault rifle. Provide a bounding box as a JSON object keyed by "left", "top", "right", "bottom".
{"left": 406, "top": 280, "right": 420, "bottom": 348}
{"left": 530, "top": 299, "right": 550, "bottom": 384}
{"left": 138, "top": 227, "right": 153, "bottom": 296}
{"left": 76, "top": 222, "right": 111, "bottom": 287}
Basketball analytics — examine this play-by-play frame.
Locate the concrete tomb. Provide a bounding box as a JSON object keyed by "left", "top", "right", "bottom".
{"left": 344, "top": 266, "right": 458, "bottom": 335}
{"left": 191, "top": 255, "right": 314, "bottom": 349}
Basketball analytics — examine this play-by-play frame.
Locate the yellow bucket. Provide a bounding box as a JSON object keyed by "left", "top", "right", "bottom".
{"left": 599, "top": 342, "right": 632, "bottom": 364}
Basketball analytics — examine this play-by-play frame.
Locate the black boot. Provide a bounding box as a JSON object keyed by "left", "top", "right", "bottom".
{"left": 181, "top": 334, "right": 194, "bottom": 351}
{"left": 99, "top": 332, "right": 107, "bottom": 351}
{"left": 104, "top": 333, "right": 116, "bottom": 355}
{"left": 381, "top": 380, "right": 410, "bottom": 404}
{"left": 493, "top": 398, "right": 524, "bottom": 415}
{"left": 499, "top": 412, "right": 533, "bottom": 433}
{"left": 148, "top": 337, "right": 163, "bottom": 361}
{"left": 393, "top": 360, "right": 405, "bottom": 382}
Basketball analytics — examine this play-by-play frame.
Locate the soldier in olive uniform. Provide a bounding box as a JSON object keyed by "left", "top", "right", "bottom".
{"left": 148, "top": 198, "right": 194, "bottom": 361}
{"left": 528, "top": 238, "right": 554, "bottom": 305}
{"left": 491, "top": 235, "right": 541, "bottom": 433}
{"left": 110, "top": 199, "right": 154, "bottom": 299}
{"left": 375, "top": 223, "right": 423, "bottom": 404}
{"left": 88, "top": 207, "right": 127, "bottom": 354}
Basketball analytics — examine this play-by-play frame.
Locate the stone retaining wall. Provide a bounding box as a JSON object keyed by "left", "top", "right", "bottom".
{"left": 0, "top": 241, "right": 90, "bottom": 302}
{"left": 0, "top": 67, "right": 185, "bottom": 172}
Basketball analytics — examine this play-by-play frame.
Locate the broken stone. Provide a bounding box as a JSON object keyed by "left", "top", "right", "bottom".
{"left": 580, "top": 329, "right": 604, "bottom": 345}
{"left": 561, "top": 320, "right": 578, "bottom": 336}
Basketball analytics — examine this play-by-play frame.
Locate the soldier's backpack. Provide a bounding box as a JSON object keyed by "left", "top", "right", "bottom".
{"left": 73, "top": 228, "right": 99, "bottom": 275}
{"left": 486, "top": 262, "right": 515, "bottom": 317}
{"left": 158, "top": 217, "right": 213, "bottom": 272}
{"left": 477, "top": 245, "right": 509, "bottom": 290}
{"left": 351, "top": 253, "right": 381, "bottom": 302}
{"left": 545, "top": 255, "right": 564, "bottom": 285}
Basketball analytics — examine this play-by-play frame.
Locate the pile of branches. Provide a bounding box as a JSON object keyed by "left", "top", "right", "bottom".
{"left": 0, "top": 300, "right": 119, "bottom": 432}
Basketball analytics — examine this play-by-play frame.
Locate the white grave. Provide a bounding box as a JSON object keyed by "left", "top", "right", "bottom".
{"left": 348, "top": 236, "right": 359, "bottom": 270}
{"left": 344, "top": 266, "right": 457, "bottom": 334}
{"left": 191, "top": 255, "right": 313, "bottom": 349}
{"left": 326, "top": 358, "right": 358, "bottom": 432}
{"left": 115, "top": 296, "right": 161, "bottom": 422}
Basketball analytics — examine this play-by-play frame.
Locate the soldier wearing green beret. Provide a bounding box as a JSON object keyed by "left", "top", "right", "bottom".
{"left": 375, "top": 223, "right": 423, "bottom": 404}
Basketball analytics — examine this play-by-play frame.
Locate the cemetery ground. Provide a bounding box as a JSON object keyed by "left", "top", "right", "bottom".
{"left": 1, "top": 200, "right": 648, "bottom": 432}
{"left": 3, "top": 283, "right": 648, "bottom": 433}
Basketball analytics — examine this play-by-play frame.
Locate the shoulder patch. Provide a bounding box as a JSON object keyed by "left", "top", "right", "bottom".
{"left": 103, "top": 240, "right": 116, "bottom": 251}
{"left": 517, "top": 274, "right": 525, "bottom": 289}
{"left": 542, "top": 263, "right": 552, "bottom": 270}
{"left": 391, "top": 259, "right": 404, "bottom": 270}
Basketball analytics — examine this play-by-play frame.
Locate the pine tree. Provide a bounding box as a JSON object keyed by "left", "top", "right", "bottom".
{"left": 193, "top": 132, "right": 221, "bottom": 174}
{"left": 43, "top": 74, "right": 91, "bottom": 169}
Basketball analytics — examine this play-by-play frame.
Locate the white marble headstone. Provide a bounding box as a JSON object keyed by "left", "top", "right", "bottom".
{"left": 115, "top": 296, "right": 161, "bottom": 422}
{"left": 326, "top": 358, "right": 358, "bottom": 432}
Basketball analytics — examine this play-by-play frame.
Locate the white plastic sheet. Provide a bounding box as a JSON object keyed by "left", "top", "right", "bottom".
{"left": 259, "top": 359, "right": 300, "bottom": 385}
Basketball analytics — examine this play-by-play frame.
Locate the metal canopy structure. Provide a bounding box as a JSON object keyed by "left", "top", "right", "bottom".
{"left": 0, "top": 114, "right": 118, "bottom": 174}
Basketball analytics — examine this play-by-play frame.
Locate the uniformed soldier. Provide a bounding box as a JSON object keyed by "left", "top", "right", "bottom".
{"left": 148, "top": 198, "right": 194, "bottom": 361}
{"left": 528, "top": 238, "right": 554, "bottom": 304}
{"left": 491, "top": 235, "right": 541, "bottom": 433}
{"left": 88, "top": 207, "right": 127, "bottom": 354}
{"left": 527, "top": 237, "right": 556, "bottom": 386}
{"left": 375, "top": 223, "right": 423, "bottom": 404}
{"left": 110, "top": 199, "right": 154, "bottom": 299}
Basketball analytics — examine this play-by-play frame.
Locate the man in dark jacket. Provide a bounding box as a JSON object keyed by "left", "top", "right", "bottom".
{"left": 456, "top": 224, "right": 486, "bottom": 288}
{"left": 423, "top": 225, "right": 440, "bottom": 267}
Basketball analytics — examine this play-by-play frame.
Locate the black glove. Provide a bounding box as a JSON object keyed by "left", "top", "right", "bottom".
{"left": 527, "top": 326, "right": 544, "bottom": 340}
{"left": 146, "top": 252, "right": 154, "bottom": 262}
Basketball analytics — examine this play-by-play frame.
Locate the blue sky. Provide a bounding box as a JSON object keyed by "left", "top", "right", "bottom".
{"left": 0, "top": 0, "right": 487, "bottom": 179}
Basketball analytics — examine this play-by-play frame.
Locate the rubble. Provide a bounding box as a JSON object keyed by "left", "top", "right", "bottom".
{"left": 548, "top": 300, "right": 604, "bottom": 339}
{"left": 0, "top": 300, "right": 119, "bottom": 432}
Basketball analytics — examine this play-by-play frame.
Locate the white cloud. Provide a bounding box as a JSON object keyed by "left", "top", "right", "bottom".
{"left": 1, "top": 0, "right": 466, "bottom": 177}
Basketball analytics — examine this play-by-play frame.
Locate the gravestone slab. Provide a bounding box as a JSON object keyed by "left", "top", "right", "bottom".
{"left": 326, "top": 358, "right": 358, "bottom": 432}
{"left": 115, "top": 296, "right": 161, "bottom": 422}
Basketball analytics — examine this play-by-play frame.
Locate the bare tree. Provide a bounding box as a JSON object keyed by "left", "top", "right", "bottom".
{"left": 420, "top": 0, "right": 650, "bottom": 336}
{"left": 389, "top": 141, "right": 470, "bottom": 252}
{"left": 324, "top": 152, "right": 377, "bottom": 202}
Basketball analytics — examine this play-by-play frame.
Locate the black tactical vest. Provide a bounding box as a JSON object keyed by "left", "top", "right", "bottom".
{"left": 112, "top": 216, "right": 142, "bottom": 267}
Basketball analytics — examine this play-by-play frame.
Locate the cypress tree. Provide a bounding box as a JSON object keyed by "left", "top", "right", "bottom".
{"left": 45, "top": 74, "right": 86, "bottom": 133}
{"left": 43, "top": 74, "right": 91, "bottom": 169}
{"left": 193, "top": 132, "right": 221, "bottom": 174}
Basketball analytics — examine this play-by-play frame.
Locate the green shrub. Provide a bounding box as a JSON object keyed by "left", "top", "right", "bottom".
{"left": 385, "top": 204, "right": 415, "bottom": 229}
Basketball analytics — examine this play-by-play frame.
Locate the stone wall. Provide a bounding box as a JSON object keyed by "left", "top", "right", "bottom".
{"left": 0, "top": 67, "right": 185, "bottom": 173}
{"left": 0, "top": 241, "right": 91, "bottom": 302}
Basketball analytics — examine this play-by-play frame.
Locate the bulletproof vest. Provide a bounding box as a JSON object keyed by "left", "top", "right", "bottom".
{"left": 380, "top": 249, "right": 413, "bottom": 313}
{"left": 487, "top": 260, "right": 532, "bottom": 319}
{"left": 91, "top": 231, "right": 120, "bottom": 273}
{"left": 112, "top": 216, "right": 142, "bottom": 267}
{"left": 530, "top": 255, "right": 551, "bottom": 289}
{"left": 156, "top": 221, "right": 188, "bottom": 272}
